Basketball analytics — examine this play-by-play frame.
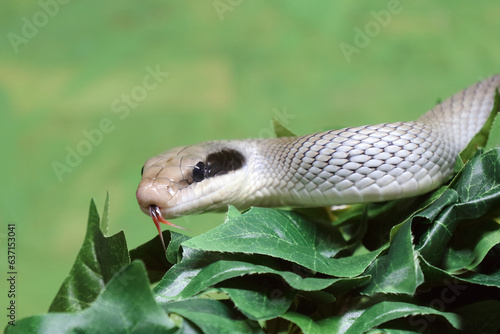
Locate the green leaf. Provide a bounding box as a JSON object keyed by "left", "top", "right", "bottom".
{"left": 7, "top": 262, "right": 176, "bottom": 334}
{"left": 420, "top": 256, "right": 500, "bottom": 288}
{"left": 460, "top": 268, "right": 500, "bottom": 287}
{"left": 161, "top": 259, "right": 318, "bottom": 299}
{"left": 154, "top": 245, "right": 370, "bottom": 301}
{"left": 442, "top": 218, "right": 500, "bottom": 272}
{"left": 161, "top": 299, "right": 263, "bottom": 334}
{"left": 283, "top": 312, "right": 360, "bottom": 334}
{"left": 416, "top": 149, "right": 500, "bottom": 265}
{"left": 49, "top": 195, "right": 130, "bottom": 312}
{"left": 154, "top": 248, "right": 215, "bottom": 301}
{"left": 226, "top": 205, "right": 242, "bottom": 220}
{"left": 342, "top": 301, "right": 461, "bottom": 334}
{"left": 282, "top": 305, "right": 456, "bottom": 334}
{"left": 101, "top": 191, "right": 110, "bottom": 232}
{"left": 279, "top": 312, "right": 323, "bottom": 334}
{"left": 484, "top": 89, "right": 500, "bottom": 151}
{"left": 455, "top": 300, "right": 500, "bottom": 334}
{"left": 129, "top": 230, "right": 175, "bottom": 283}
{"left": 272, "top": 116, "right": 296, "bottom": 137}
{"left": 221, "top": 276, "right": 296, "bottom": 320}
{"left": 366, "top": 330, "right": 422, "bottom": 334}
{"left": 182, "top": 207, "right": 384, "bottom": 277}
{"left": 362, "top": 220, "right": 424, "bottom": 295}
{"left": 166, "top": 231, "right": 191, "bottom": 264}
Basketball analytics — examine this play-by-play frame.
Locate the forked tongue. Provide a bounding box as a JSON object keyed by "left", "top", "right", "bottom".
{"left": 149, "top": 205, "right": 187, "bottom": 252}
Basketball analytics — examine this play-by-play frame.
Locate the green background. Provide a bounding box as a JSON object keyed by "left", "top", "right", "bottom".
{"left": 0, "top": 0, "right": 498, "bottom": 324}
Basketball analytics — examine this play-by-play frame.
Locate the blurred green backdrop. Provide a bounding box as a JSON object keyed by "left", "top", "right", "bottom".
{"left": 0, "top": 0, "right": 499, "bottom": 324}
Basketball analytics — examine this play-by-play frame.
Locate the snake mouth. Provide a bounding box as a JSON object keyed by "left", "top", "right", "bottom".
{"left": 149, "top": 205, "right": 187, "bottom": 252}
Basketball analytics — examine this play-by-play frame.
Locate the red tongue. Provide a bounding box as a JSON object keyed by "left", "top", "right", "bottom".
{"left": 149, "top": 205, "right": 187, "bottom": 252}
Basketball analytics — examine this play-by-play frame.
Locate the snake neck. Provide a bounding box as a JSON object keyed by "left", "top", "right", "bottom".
{"left": 248, "top": 122, "right": 453, "bottom": 208}
{"left": 418, "top": 75, "right": 500, "bottom": 153}
{"left": 242, "top": 76, "right": 500, "bottom": 208}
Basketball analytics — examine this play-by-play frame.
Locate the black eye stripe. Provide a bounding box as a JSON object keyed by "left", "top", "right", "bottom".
{"left": 205, "top": 149, "right": 245, "bottom": 178}
{"left": 190, "top": 149, "right": 245, "bottom": 183}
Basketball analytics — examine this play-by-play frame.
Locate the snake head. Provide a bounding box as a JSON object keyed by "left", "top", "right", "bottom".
{"left": 136, "top": 141, "right": 249, "bottom": 220}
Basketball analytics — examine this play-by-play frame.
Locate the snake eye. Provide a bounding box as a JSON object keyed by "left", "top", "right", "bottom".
{"left": 141, "top": 166, "right": 144, "bottom": 176}
{"left": 192, "top": 162, "right": 205, "bottom": 182}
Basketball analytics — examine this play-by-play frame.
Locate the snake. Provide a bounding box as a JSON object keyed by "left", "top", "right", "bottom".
{"left": 137, "top": 75, "right": 500, "bottom": 236}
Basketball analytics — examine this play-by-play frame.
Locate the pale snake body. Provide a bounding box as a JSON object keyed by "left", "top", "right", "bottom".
{"left": 137, "top": 75, "right": 500, "bottom": 221}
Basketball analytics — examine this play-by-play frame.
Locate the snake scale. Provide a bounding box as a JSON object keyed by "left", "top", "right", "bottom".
{"left": 137, "top": 75, "right": 500, "bottom": 224}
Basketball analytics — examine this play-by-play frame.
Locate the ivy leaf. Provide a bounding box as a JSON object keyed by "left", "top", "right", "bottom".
{"left": 7, "top": 262, "right": 176, "bottom": 334}
{"left": 442, "top": 218, "right": 500, "bottom": 272}
{"left": 342, "top": 301, "right": 462, "bottom": 334}
{"left": 272, "top": 116, "right": 297, "bottom": 137}
{"left": 182, "top": 207, "right": 384, "bottom": 277}
{"left": 166, "top": 232, "right": 191, "bottom": 264}
{"left": 280, "top": 312, "right": 341, "bottom": 334}
{"left": 416, "top": 148, "right": 500, "bottom": 265}
{"left": 49, "top": 195, "right": 129, "bottom": 313}
{"left": 153, "top": 248, "right": 216, "bottom": 301}
{"left": 161, "top": 299, "right": 263, "bottom": 334}
{"left": 159, "top": 258, "right": 332, "bottom": 299}
{"left": 129, "top": 230, "right": 174, "bottom": 283}
{"left": 484, "top": 89, "right": 500, "bottom": 151}
{"left": 220, "top": 276, "right": 296, "bottom": 321}
{"left": 455, "top": 300, "right": 500, "bottom": 334}
{"left": 362, "top": 220, "right": 424, "bottom": 295}
{"left": 129, "top": 230, "right": 189, "bottom": 284}
{"left": 154, "top": 246, "right": 371, "bottom": 302}
{"left": 420, "top": 256, "right": 500, "bottom": 289}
